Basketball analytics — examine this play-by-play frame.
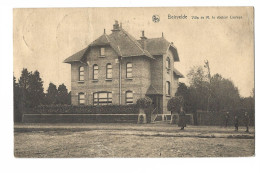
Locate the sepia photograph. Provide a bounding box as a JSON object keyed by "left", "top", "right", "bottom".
{"left": 13, "top": 7, "right": 254, "bottom": 158}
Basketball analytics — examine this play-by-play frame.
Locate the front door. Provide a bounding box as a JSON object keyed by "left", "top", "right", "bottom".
{"left": 147, "top": 95, "right": 162, "bottom": 114}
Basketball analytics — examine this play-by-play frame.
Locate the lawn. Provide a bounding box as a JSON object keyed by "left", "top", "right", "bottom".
{"left": 14, "top": 123, "right": 255, "bottom": 158}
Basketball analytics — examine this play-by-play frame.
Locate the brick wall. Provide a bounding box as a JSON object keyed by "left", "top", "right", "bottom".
{"left": 71, "top": 46, "right": 152, "bottom": 105}
{"left": 162, "top": 50, "right": 179, "bottom": 114}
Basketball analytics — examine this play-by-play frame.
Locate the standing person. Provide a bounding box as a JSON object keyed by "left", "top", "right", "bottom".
{"left": 245, "top": 112, "right": 250, "bottom": 132}
{"left": 225, "top": 111, "right": 229, "bottom": 127}
{"left": 234, "top": 115, "right": 239, "bottom": 131}
{"left": 178, "top": 106, "right": 186, "bottom": 130}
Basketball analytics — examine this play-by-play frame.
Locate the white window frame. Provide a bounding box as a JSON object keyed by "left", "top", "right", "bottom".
{"left": 100, "top": 47, "right": 105, "bottom": 57}
{"left": 126, "top": 91, "right": 133, "bottom": 104}
{"left": 106, "top": 63, "right": 112, "bottom": 79}
{"left": 79, "top": 66, "right": 84, "bottom": 81}
{"left": 78, "top": 92, "right": 85, "bottom": 105}
{"left": 93, "top": 64, "right": 99, "bottom": 80}
{"left": 93, "top": 92, "right": 112, "bottom": 105}
{"left": 126, "top": 62, "right": 133, "bottom": 78}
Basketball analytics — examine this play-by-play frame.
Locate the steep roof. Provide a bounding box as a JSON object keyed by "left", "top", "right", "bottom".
{"left": 63, "top": 47, "right": 88, "bottom": 63}
{"left": 137, "top": 37, "right": 180, "bottom": 61}
{"left": 146, "top": 85, "right": 162, "bottom": 95}
{"left": 107, "top": 28, "right": 153, "bottom": 58}
{"left": 89, "top": 34, "right": 110, "bottom": 46}
{"left": 64, "top": 24, "right": 179, "bottom": 63}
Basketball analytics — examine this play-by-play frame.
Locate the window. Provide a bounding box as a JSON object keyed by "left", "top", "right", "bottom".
{"left": 93, "top": 92, "right": 112, "bottom": 105}
{"left": 100, "top": 47, "right": 105, "bottom": 56}
{"left": 126, "top": 63, "right": 132, "bottom": 78}
{"left": 78, "top": 92, "right": 85, "bottom": 105}
{"left": 166, "top": 81, "right": 170, "bottom": 96}
{"left": 126, "top": 91, "right": 133, "bottom": 104}
{"left": 106, "top": 63, "right": 112, "bottom": 79}
{"left": 79, "top": 66, "right": 84, "bottom": 81}
{"left": 93, "top": 64, "right": 99, "bottom": 80}
{"left": 166, "top": 57, "right": 170, "bottom": 73}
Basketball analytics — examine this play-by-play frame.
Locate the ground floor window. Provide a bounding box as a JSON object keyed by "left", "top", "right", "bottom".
{"left": 126, "top": 91, "right": 133, "bottom": 104}
{"left": 93, "top": 92, "right": 112, "bottom": 105}
{"left": 78, "top": 92, "right": 85, "bottom": 105}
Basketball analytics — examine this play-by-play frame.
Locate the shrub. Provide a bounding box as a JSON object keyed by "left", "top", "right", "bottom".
{"left": 136, "top": 97, "right": 152, "bottom": 109}
{"left": 25, "top": 104, "right": 139, "bottom": 114}
{"left": 167, "top": 96, "right": 184, "bottom": 113}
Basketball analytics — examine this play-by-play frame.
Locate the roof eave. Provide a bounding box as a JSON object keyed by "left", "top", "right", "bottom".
{"left": 168, "top": 45, "right": 180, "bottom": 62}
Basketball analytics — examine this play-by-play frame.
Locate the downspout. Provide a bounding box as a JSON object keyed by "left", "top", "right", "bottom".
{"left": 117, "top": 46, "right": 122, "bottom": 105}
{"left": 119, "top": 56, "right": 122, "bottom": 105}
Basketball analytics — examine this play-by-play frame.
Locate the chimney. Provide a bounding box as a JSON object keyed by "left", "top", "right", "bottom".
{"left": 140, "top": 30, "right": 147, "bottom": 40}
{"left": 104, "top": 29, "right": 106, "bottom": 34}
{"left": 162, "top": 32, "right": 164, "bottom": 37}
{"left": 140, "top": 30, "right": 147, "bottom": 49}
{"left": 111, "top": 20, "right": 120, "bottom": 32}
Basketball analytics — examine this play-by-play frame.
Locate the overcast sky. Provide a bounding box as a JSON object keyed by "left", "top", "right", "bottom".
{"left": 13, "top": 7, "right": 254, "bottom": 97}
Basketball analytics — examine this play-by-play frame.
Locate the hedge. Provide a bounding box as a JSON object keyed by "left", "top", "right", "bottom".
{"left": 25, "top": 104, "right": 140, "bottom": 114}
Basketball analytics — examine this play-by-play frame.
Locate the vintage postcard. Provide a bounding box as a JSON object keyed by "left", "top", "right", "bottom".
{"left": 13, "top": 7, "right": 254, "bottom": 158}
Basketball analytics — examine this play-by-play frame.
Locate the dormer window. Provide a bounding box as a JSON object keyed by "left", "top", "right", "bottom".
{"left": 100, "top": 47, "right": 105, "bottom": 57}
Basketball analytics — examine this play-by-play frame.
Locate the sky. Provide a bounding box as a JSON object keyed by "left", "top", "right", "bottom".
{"left": 13, "top": 7, "right": 254, "bottom": 97}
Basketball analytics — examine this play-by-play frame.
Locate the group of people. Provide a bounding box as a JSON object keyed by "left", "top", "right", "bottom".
{"left": 225, "top": 111, "right": 250, "bottom": 132}
{"left": 176, "top": 107, "right": 251, "bottom": 132}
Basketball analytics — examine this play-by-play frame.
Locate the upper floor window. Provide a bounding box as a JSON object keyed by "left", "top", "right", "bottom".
{"left": 93, "top": 64, "right": 99, "bottom": 80}
{"left": 126, "top": 63, "right": 133, "bottom": 78}
{"left": 126, "top": 91, "right": 133, "bottom": 104}
{"left": 106, "top": 63, "right": 112, "bottom": 79}
{"left": 93, "top": 92, "right": 112, "bottom": 105}
{"left": 78, "top": 92, "right": 85, "bottom": 105}
{"left": 166, "top": 57, "right": 170, "bottom": 73}
{"left": 166, "top": 81, "right": 170, "bottom": 96}
{"left": 100, "top": 47, "right": 105, "bottom": 57}
{"left": 79, "top": 66, "right": 84, "bottom": 81}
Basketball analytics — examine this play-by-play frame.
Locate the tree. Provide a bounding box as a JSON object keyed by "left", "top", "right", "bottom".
{"left": 67, "top": 91, "right": 71, "bottom": 105}
{"left": 186, "top": 65, "right": 241, "bottom": 112}
{"left": 18, "top": 68, "right": 31, "bottom": 109}
{"left": 18, "top": 68, "right": 31, "bottom": 90}
{"left": 210, "top": 74, "right": 240, "bottom": 111}
{"left": 14, "top": 76, "right": 22, "bottom": 122}
{"left": 27, "top": 70, "right": 45, "bottom": 108}
{"left": 45, "top": 83, "right": 58, "bottom": 105}
{"left": 18, "top": 69, "right": 45, "bottom": 108}
{"left": 187, "top": 65, "right": 209, "bottom": 111}
{"left": 175, "top": 82, "right": 191, "bottom": 111}
{"left": 57, "top": 84, "right": 70, "bottom": 104}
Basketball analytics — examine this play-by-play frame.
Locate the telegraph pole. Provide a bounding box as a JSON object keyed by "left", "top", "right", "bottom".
{"left": 204, "top": 60, "right": 211, "bottom": 112}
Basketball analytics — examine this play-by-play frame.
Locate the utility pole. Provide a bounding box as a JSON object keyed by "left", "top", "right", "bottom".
{"left": 204, "top": 60, "right": 211, "bottom": 112}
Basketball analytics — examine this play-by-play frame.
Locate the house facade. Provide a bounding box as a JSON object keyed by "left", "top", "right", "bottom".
{"left": 64, "top": 21, "right": 184, "bottom": 114}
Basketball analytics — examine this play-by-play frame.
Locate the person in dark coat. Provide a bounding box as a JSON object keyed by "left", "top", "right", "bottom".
{"left": 234, "top": 115, "right": 239, "bottom": 131}
{"left": 178, "top": 106, "right": 186, "bottom": 130}
{"left": 244, "top": 112, "right": 250, "bottom": 132}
